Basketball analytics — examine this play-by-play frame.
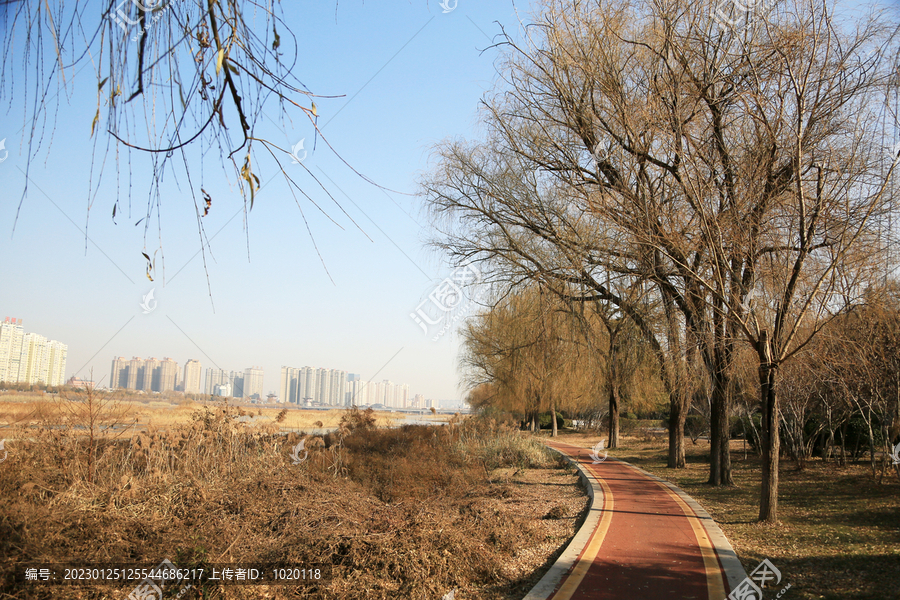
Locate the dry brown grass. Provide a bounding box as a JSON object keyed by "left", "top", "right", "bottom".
{"left": 0, "top": 392, "right": 402, "bottom": 433}
{"left": 0, "top": 406, "right": 587, "bottom": 599}
{"left": 553, "top": 429, "right": 900, "bottom": 600}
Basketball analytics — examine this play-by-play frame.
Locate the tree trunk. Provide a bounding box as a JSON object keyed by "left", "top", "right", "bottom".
{"left": 840, "top": 420, "right": 847, "bottom": 466}
{"left": 661, "top": 287, "right": 687, "bottom": 469}
{"left": 668, "top": 391, "right": 687, "bottom": 468}
{"left": 709, "top": 389, "right": 721, "bottom": 483}
{"left": 758, "top": 331, "right": 780, "bottom": 523}
{"left": 718, "top": 391, "right": 733, "bottom": 484}
{"left": 709, "top": 298, "right": 736, "bottom": 485}
{"left": 608, "top": 385, "right": 620, "bottom": 448}
{"left": 551, "top": 398, "right": 558, "bottom": 438}
{"left": 709, "top": 378, "right": 734, "bottom": 485}
{"left": 865, "top": 406, "right": 877, "bottom": 478}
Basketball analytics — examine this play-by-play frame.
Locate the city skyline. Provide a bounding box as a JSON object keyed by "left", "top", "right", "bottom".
{"left": 104, "top": 355, "right": 425, "bottom": 406}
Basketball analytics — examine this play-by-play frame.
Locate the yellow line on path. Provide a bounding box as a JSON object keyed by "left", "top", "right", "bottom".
{"left": 643, "top": 473, "right": 727, "bottom": 600}
{"left": 551, "top": 457, "right": 614, "bottom": 600}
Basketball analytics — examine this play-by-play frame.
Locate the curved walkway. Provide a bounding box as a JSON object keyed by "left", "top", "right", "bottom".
{"left": 525, "top": 440, "right": 747, "bottom": 600}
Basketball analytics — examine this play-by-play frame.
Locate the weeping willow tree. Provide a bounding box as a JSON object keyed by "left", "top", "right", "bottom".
{"left": 559, "top": 281, "right": 667, "bottom": 447}
{"left": 460, "top": 283, "right": 664, "bottom": 437}
{"left": 0, "top": 0, "right": 371, "bottom": 279}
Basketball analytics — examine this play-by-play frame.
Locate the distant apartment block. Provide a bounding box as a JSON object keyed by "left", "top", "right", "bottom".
{"left": 183, "top": 359, "right": 202, "bottom": 394}
{"left": 243, "top": 367, "right": 264, "bottom": 399}
{"left": 110, "top": 357, "right": 128, "bottom": 389}
{"left": 0, "top": 318, "right": 67, "bottom": 386}
{"left": 280, "top": 366, "right": 348, "bottom": 406}
{"left": 141, "top": 358, "right": 160, "bottom": 392}
{"left": 158, "top": 358, "right": 179, "bottom": 392}
{"left": 110, "top": 356, "right": 180, "bottom": 392}
{"left": 281, "top": 366, "right": 317, "bottom": 404}
{"left": 204, "top": 368, "right": 232, "bottom": 395}
{"left": 279, "top": 365, "right": 409, "bottom": 408}
{"left": 204, "top": 366, "right": 263, "bottom": 399}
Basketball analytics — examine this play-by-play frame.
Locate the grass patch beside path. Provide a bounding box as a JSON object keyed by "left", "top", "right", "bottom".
{"left": 550, "top": 431, "right": 900, "bottom": 600}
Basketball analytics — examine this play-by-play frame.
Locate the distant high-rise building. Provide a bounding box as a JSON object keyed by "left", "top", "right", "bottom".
{"left": 46, "top": 341, "right": 67, "bottom": 387}
{"left": 232, "top": 374, "right": 244, "bottom": 398}
{"left": 316, "top": 368, "right": 331, "bottom": 405}
{"left": 204, "top": 368, "right": 251, "bottom": 398}
{"left": 281, "top": 367, "right": 304, "bottom": 404}
{"left": 183, "top": 360, "right": 202, "bottom": 394}
{"left": 205, "top": 368, "right": 223, "bottom": 395}
{"left": 141, "top": 358, "right": 160, "bottom": 392}
{"left": 300, "top": 367, "right": 315, "bottom": 401}
{"left": 243, "top": 367, "right": 264, "bottom": 399}
{"left": 126, "top": 357, "right": 143, "bottom": 390}
{"left": 110, "top": 357, "right": 128, "bottom": 389}
{"left": 345, "top": 373, "right": 360, "bottom": 405}
{"left": 16, "top": 333, "right": 67, "bottom": 386}
{"left": 157, "top": 358, "right": 178, "bottom": 392}
{"left": 0, "top": 318, "right": 24, "bottom": 383}
{"left": 17, "top": 333, "right": 46, "bottom": 384}
{"left": 347, "top": 378, "right": 368, "bottom": 406}
{"left": 330, "top": 369, "right": 346, "bottom": 406}
{"left": 371, "top": 380, "right": 386, "bottom": 406}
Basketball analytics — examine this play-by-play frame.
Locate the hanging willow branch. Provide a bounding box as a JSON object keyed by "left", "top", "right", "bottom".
{"left": 0, "top": 0, "right": 381, "bottom": 280}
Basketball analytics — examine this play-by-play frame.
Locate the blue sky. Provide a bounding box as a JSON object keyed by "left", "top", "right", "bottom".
{"left": 0, "top": 1, "right": 535, "bottom": 403}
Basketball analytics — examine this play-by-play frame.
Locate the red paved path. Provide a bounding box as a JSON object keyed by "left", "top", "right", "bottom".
{"left": 545, "top": 441, "right": 730, "bottom": 600}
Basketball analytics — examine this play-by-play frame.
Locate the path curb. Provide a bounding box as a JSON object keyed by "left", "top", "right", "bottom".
{"left": 522, "top": 443, "right": 748, "bottom": 599}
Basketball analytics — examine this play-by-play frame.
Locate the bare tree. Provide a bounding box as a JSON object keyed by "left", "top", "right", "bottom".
{"left": 59, "top": 381, "right": 135, "bottom": 484}
{"left": 560, "top": 281, "right": 659, "bottom": 448}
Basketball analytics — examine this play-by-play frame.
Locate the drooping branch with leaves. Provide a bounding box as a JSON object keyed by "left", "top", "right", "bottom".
{"left": 1, "top": 0, "right": 375, "bottom": 280}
